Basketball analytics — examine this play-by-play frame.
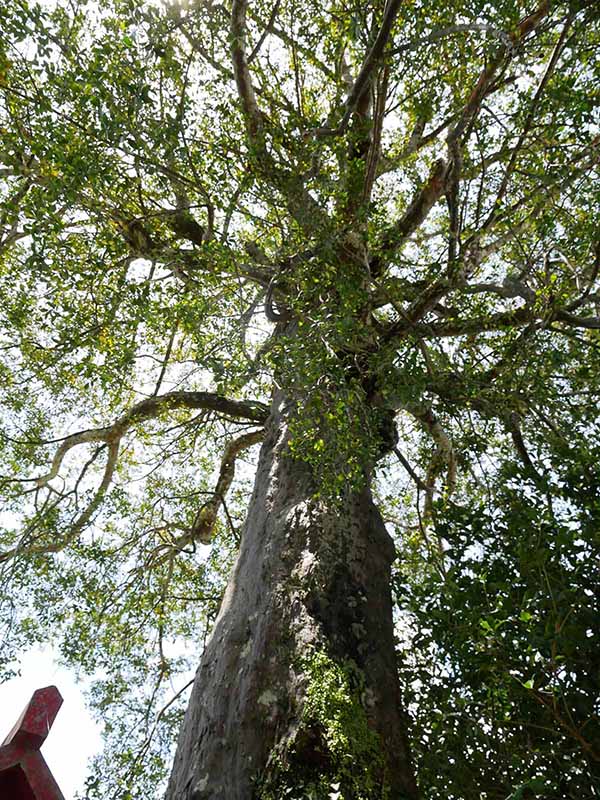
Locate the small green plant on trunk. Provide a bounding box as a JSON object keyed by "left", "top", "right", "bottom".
{"left": 257, "top": 649, "right": 390, "bottom": 800}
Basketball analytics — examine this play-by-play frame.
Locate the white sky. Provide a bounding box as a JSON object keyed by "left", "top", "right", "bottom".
{"left": 0, "top": 647, "right": 103, "bottom": 800}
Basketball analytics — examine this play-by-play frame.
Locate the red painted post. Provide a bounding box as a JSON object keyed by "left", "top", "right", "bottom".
{"left": 0, "top": 686, "right": 66, "bottom": 800}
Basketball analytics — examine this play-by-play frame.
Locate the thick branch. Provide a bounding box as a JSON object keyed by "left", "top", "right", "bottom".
{"left": 460, "top": 279, "right": 535, "bottom": 302}
{"left": 447, "top": 0, "right": 550, "bottom": 146}
{"left": 408, "top": 404, "right": 456, "bottom": 512}
{"left": 175, "top": 428, "right": 264, "bottom": 550}
{"left": 337, "top": 0, "right": 403, "bottom": 132}
{"left": 370, "top": 158, "right": 448, "bottom": 276}
{"left": 247, "top": 0, "right": 281, "bottom": 64}
{"left": 410, "top": 307, "right": 600, "bottom": 338}
{"left": 492, "top": 14, "right": 572, "bottom": 212}
{"left": 30, "top": 391, "right": 269, "bottom": 489}
{"left": 231, "top": 0, "right": 263, "bottom": 140}
{"left": 393, "top": 23, "right": 514, "bottom": 55}
{"left": 0, "top": 394, "right": 267, "bottom": 564}
{"left": 393, "top": 446, "right": 431, "bottom": 494}
{"left": 372, "top": 1, "right": 551, "bottom": 280}
{"left": 506, "top": 411, "right": 544, "bottom": 483}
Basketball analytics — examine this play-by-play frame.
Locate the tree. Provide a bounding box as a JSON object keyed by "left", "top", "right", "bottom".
{"left": 0, "top": 0, "right": 598, "bottom": 797}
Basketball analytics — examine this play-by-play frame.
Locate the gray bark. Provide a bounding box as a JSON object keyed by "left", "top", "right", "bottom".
{"left": 165, "top": 392, "right": 418, "bottom": 799}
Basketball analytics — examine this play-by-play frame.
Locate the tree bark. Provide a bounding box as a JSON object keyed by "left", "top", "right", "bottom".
{"left": 165, "top": 391, "right": 419, "bottom": 799}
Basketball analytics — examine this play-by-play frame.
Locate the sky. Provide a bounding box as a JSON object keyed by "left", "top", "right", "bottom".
{"left": 0, "top": 647, "right": 103, "bottom": 799}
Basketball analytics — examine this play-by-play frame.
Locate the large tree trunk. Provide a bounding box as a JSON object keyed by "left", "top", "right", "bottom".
{"left": 166, "top": 392, "right": 419, "bottom": 799}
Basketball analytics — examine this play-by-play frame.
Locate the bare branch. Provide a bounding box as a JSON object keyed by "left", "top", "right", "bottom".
{"left": 230, "top": 0, "right": 330, "bottom": 233}
{"left": 393, "top": 23, "right": 514, "bottom": 55}
{"left": 409, "top": 306, "right": 600, "bottom": 339}
{"left": 460, "top": 279, "right": 535, "bottom": 302}
{"left": 0, "top": 391, "right": 268, "bottom": 564}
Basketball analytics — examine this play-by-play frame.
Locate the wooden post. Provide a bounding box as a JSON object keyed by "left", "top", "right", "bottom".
{"left": 0, "top": 686, "right": 66, "bottom": 800}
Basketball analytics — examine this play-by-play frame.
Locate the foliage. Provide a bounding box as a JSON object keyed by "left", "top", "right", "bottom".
{"left": 0, "top": 0, "right": 599, "bottom": 797}
{"left": 392, "top": 458, "right": 600, "bottom": 799}
{"left": 258, "top": 651, "right": 388, "bottom": 800}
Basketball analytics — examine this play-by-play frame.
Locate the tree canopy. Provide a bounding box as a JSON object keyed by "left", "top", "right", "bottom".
{"left": 0, "top": 0, "right": 598, "bottom": 797}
